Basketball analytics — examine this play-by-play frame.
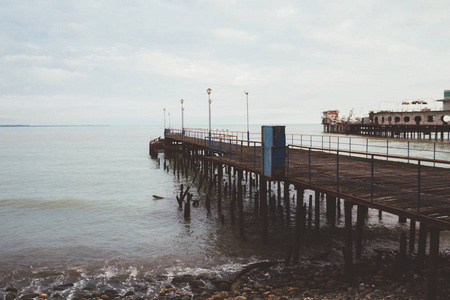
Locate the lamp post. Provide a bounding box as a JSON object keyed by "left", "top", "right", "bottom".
{"left": 207, "top": 88, "right": 212, "bottom": 146}
{"left": 244, "top": 90, "right": 249, "bottom": 144}
{"left": 163, "top": 108, "right": 166, "bottom": 128}
{"left": 180, "top": 99, "right": 185, "bottom": 137}
{"left": 168, "top": 112, "right": 171, "bottom": 128}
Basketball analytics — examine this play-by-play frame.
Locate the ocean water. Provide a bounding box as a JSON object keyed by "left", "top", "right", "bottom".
{"left": 1, "top": 124, "right": 449, "bottom": 298}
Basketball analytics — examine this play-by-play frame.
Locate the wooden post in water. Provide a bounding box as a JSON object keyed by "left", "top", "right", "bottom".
{"left": 308, "top": 195, "right": 313, "bottom": 230}
{"left": 409, "top": 219, "right": 416, "bottom": 254}
{"left": 355, "top": 205, "right": 365, "bottom": 259}
{"left": 260, "top": 175, "right": 268, "bottom": 244}
{"left": 344, "top": 201, "right": 353, "bottom": 279}
{"left": 428, "top": 227, "right": 440, "bottom": 300}
{"left": 314, "top": 190, "right": 320, "bottom": 235}
{"left": 417, "top": 222, "right": 428, "bottom": 270}
{"left": 292, "top": 189, "right": 303, "bottom": 264}
{"left": 284, "top": 181, "right": 291, "bottom": 226}
{"left": 277, "top": 181, "right": 282, "bottom": 207}
{"left": 238, "top": 169, "right": 244, "bottom": 238}
{"left": 217, "top": 163, "right": 223, "bottom": 212}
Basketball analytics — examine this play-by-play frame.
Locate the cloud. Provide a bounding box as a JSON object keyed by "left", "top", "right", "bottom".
{"left": 212, "top": 28, "right": 257, "bottom": 42}
{"left": 132, "top": 50, "right": 284, "bottom": 87}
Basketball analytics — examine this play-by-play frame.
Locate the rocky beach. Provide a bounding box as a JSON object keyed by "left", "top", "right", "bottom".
{"left": 3, "top": 248, "right": 449, "bottom": 300}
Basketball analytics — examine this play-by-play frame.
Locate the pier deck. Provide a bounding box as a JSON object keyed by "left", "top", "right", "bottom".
{"left": 166, "top": 131, "right": 450, "bottom": 231}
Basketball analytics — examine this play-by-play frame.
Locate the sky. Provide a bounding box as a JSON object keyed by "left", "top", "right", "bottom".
{"left": 1, "top": 0, "right": 450, "bottom": 127}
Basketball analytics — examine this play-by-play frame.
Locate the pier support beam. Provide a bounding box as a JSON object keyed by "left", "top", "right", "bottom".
{"left": 238, "top": 169, "right": 244, "bottom": 238}
{"left": 428, "top": 227, "right": 440, "bottom": 300}
{"left": 355, "top": 205, "right": 365, "bottom": 259}
{"left": 344, "top": 201, "right": 353, "bottom": 279}
{"left": 260, "top": 175, "right": 268, "bottom": 244}
{"left": 217, "top": 164, "right": 223, "bottom": 212}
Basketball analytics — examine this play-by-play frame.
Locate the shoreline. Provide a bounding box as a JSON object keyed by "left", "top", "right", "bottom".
{"left": 3, "top": 250, "right": 449, "bottom": 300}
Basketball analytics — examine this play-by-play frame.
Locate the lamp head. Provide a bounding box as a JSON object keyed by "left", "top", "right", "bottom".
{"left": 206, "top": 88, "right": 212, "bottom": 94}
{"left": 180, "top": 99, "right": 184, "bottom": 104}
{"left": 244, "top": 90, "right": 249, "bottom": 95}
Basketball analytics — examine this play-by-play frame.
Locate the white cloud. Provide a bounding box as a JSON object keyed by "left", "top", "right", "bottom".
{"left": 212, "top": 28, "right": 257, "bottom": 42}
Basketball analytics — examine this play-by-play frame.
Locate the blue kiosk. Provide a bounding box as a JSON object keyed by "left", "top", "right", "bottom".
{"left": 261, "top": 125, "right": 286, "bottom": 179}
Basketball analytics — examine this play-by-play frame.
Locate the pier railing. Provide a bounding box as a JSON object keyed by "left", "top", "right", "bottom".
{"left": 165, "top": 128, "right": 450, "bottom": 218}
{"left": 286, "top": 145, "right": 450, "bottom": 215}
{"left": 167, "top": 128, "right": 450, "bottom": 164}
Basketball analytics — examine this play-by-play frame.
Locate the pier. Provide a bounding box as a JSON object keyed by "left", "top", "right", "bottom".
{"left": 150, "top": 127, "right": 450, "bottom": 299}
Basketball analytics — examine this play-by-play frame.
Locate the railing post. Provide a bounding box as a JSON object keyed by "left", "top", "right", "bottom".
{"left": 240, "top": 140, "right": 243, "bottom": 165}
{"left": 220, "top": 138, "right": 222, "bottom": 161}
{"left": 253, "top": 142, "right": 256, "bottom": 168}
{"left": 366, "top": 139, "right": 368, "bottom": 155}
{"left": 229, "top": 140, "right": 232, "bottom": 163}
{"left": 386, "top": 140, "right": 389, "bottom": 160}
{"left": 308, "top": 148, "right": 311, "bottom": 184}
{"left": 322, "top": 136, "right": 324, "bottom": 149}
{"left": 349, "top": 138, "right": 351, "bottom": 156}
{"left": 371, "top": 154, "right": 374, "bottom": 202}
{"left": 287, "top": 146, "right": 290, "bottom": 177}
{"left": 433, "top": 143, "right": 436, "bottom": 166}
{"left": 408, "top": 141, "right": 410, "bottom": 163}
{"left": 417, "top": 160, "right": 421, "bottom": 214}
{"left": 336, "top": 150, "right": 340, "bottom": 193}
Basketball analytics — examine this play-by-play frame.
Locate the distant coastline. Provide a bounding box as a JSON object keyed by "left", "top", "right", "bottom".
{"left": 0, "top": 125, "right": 109, "bottom": 127}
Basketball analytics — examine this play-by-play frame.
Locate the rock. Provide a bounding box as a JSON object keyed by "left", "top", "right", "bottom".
{"left": 104, "top": 289, "right": 118, "bottom": 295}
{"left": 92, "top": 291, "right": 103, "bottom": 297}
{"left": 20, "top": 294, "right": 39, "bottom": 300}
{"left": 172, "top": 274, "right": 194, "bottom": 284}
{"left": 100, "top": 295, "right": 109, "bottom": 300}
{"left": 53, "top": 283, "right": 74, "bottom": 291}
{"left": 189, "top": 280, "right": 204, "bottom": 289}
{"left": 124, "top": 290, "right": 135, "bottom": 296}
{"left": 211, "top": 279, "right": 232, "bottom": 291}
{"left": 39, "top": 293, "right": 49, "bottom": 299}
{"left": 5, "top": 287, "right": 18, "bottom": 293}
{"left": 6, "top": 293, "right": 16, "bottom": 300}
{"left": 231, "top": 282, "right": 241, "bottom": 291}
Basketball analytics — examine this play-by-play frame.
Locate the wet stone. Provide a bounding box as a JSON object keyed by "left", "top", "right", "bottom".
{"left": 5, "top": 287, "right": 18, "bottom": 293}
{"left": 20, "top": 293, "right": 39, "bottom": 300}
{"left": 6, "top": 293, "right": 16, "bottom": 300}
{"left": 53, "top": 283, "right": 74, "bottom": 291}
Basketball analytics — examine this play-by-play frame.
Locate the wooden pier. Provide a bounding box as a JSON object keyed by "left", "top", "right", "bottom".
{"left": 150, "top": 128, "right": 450, "bottom": 299}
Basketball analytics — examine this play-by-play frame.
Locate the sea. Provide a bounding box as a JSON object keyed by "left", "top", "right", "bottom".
{"left": 1, "top": 124, "right": 449, "bottom": 298}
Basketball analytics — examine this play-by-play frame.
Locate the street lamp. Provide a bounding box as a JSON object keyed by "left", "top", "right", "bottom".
{"left": 163, "top": 108, "right": 166, "bottom": 128}
{"left": 244, "top": 90, "right": 249, "bottom": 143}
{"left": 180, "top": 99, "right": 184, "bottom": 136}
{"left": 207, "top": 88, "right": 212, "bottom": 146}
{"left": 168, "top": 112, "right": 171, "bottom": 128}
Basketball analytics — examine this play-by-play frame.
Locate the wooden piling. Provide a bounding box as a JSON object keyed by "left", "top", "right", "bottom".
{"left": 218, "top": 164, "right": 223, "bottom": 212}
{"left": 238, "top": 169, "right": 244, "bottom": 238}
{"left": 417, "top": 222, "right": 428, "bottom": 270}
{"left": 344, "top": 201, "right": 353, "bottom": 279}
{"left": 428, "top": 227, "right": 440, "bottom": 300}
{"left": 284, "top": 181, "right": 291, "bottom": 226}
{"left": 355, "top": 205, "right": 365, "bottom": 259}
{"left": 314, "top": 190, "right": 320, "bottom": 235}
{"left": 260, "top": 175, "right": 268, "bottom": 244}
{"left": 409, "top": 219, "right": 416, "bottom": 254}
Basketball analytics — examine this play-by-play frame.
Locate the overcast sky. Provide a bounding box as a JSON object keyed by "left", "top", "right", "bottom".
{"left": 1, "top": 0, "right": 449, "bottom": 126}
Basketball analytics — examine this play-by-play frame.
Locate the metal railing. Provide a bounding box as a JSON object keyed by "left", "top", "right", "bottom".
{"left": 286, "top": 144, "right": 450, "bottom": 215}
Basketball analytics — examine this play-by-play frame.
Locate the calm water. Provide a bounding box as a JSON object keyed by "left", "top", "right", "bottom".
{"left": 0, "top": 124, "right": 448, "bottom": 297}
